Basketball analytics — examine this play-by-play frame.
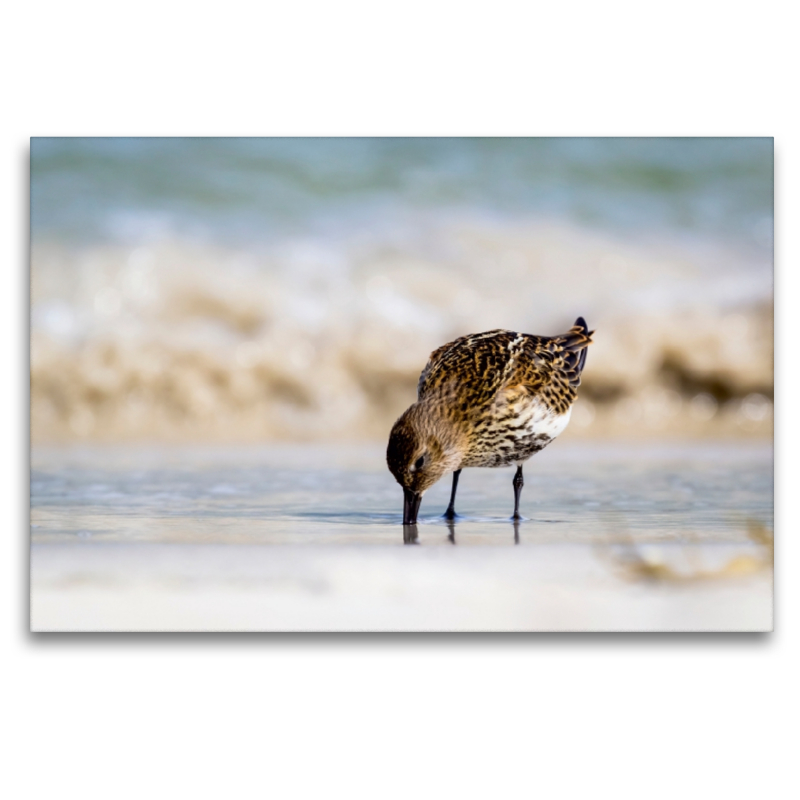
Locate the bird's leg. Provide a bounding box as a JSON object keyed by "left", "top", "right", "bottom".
{"left": 443, "top": 469, "right": 462, "bottom": 520}
{"left": 512, "top": 465, "right": 524, "bottom": 520}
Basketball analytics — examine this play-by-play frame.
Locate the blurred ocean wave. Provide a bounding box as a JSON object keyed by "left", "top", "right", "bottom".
{"left": 29, "top": 138, "right": 773, "bottom": 442}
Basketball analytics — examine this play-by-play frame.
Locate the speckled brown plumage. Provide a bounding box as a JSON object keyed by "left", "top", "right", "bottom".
{"left": 387, "top": 317, "right": 593, "bottom": 524}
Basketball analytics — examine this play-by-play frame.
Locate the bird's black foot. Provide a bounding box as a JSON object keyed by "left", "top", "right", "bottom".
{"left": 511, "top": 465, "right": 524, "bottom": 521}
{"left": 443, "top": 470, "right": 462, "bottom": 522}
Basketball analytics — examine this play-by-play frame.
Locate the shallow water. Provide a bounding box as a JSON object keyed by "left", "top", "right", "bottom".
{"left": 30, "top": 440, "right": 773, "bottom": 631}
{"left": 31, "top": 441, "right": 772, "bottom": 545}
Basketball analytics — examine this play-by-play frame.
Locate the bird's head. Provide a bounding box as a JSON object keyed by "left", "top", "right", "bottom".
{"left": 386, "top": 404, "right": 463, "bottom": 524}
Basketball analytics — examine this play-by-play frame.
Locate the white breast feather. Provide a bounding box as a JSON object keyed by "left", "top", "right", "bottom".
{"left": 520, "top": 397, "right": 571, "bottom": 440}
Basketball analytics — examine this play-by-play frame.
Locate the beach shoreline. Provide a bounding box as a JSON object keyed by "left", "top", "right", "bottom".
{"left": 30, "top": 439, "right": 773, "bottom": 632}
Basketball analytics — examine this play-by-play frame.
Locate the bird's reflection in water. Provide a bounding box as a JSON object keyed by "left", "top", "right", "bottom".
{"left": 440, "top": 518, "right": 521, "bottom": 545}
{"left": 402, "top": 524, "right": 419, "bottom": 545}
{"left": 402, "top": 519, "right": 521, "bottom": 545}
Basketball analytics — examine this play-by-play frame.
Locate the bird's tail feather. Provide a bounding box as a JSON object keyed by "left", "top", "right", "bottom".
{"left": 558, "top": 316, "right": 594, "bottom": 383}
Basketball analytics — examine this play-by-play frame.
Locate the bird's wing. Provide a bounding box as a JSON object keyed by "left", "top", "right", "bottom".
{"left": 418, "top": 320, "right": 593, "bottom": 414}
{"left": 417, "top": 329, "right": 517, "bottom": 405}
{"left": 512, "top": 318, "right": 594, "bottom": 415}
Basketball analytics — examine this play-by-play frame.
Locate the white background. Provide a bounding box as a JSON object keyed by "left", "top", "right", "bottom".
{"left": 3, "top": 2, "right": 796, "bottom": 797}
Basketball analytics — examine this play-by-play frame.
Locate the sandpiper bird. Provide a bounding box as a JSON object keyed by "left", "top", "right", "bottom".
{"left": 387, "top": 317, "right": 593, "bottom": 524}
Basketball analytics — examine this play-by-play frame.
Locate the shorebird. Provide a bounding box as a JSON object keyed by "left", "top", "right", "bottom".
{"left": 387, "top": 317, "right": 593, "bottom": 525}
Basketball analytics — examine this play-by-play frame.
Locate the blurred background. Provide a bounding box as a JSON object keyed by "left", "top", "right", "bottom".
{"left": 30, "top": 137, "right": 773, "bottom": 443}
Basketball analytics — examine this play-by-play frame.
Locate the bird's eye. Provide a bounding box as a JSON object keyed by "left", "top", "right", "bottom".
{"left": 414, "top": 455, "right": 425, "bottom": 471}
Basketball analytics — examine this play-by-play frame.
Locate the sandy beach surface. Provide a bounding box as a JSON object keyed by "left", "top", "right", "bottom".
{"left": 30, "top": 439, "right": 773, "bottom": 632}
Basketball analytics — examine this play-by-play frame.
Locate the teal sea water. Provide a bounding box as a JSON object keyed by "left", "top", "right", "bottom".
{"left": 31, "top": 137, "right": 773, "bottom": 248}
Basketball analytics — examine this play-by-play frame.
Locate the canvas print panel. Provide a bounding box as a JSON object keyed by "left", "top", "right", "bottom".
{"left": 29, "top": 138, "right": 773, "bottom": 631}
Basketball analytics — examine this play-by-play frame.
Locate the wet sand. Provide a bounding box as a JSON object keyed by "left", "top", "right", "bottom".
{"left": 30, "top": 440, "right": 773, "bottom": 632}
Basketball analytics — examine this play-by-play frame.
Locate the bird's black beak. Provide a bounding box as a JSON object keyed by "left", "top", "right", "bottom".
{"left": 403, "top": 488, "right": 422, "bottom": 525}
